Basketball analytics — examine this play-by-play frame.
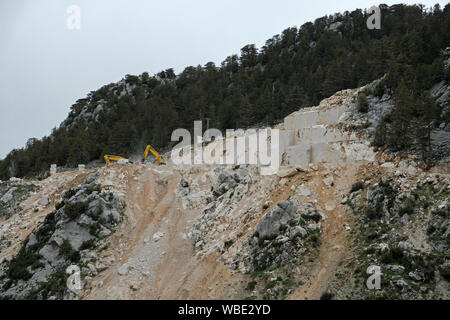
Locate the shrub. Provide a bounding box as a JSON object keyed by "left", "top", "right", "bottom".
{"left": 35, "top": 211, "right": 57, "bottom": 243}
{"left": 62, "top": 188, "right": 77, "bottom": 200}
{"left": 59, "top": 240, "right": 80, "bottom": 263}
{"left": 88, "top": 205, "right": 103, "bottom": 220}
{"left": 34, "top": 269, "right": 69, "bottom": 300}
{"left": 364, "top": 206, "right": 381, "bottom": 220}
{"left": 64, "top": 202, "right": 88, "bottom": 220}
{"left": 320, "top": 291, "right": 334, "bottom": 300}
{"left": 55, "top": 201, "right": 65, "bottom": 210}
{"left": 357, "top": 93, "right": 369, "bottom": 113}
{"left": 351, "top": 181, "right": 365, "bottom": 193}
{"left": 246, "top": 280, "right": 257, "bottom": 291}
{"left": 80, "top": 239, "right": 96, "bottom": 250}
{"left": 89, "top": 222, "right": 101, "bottom": 236}
{"left": 86, "top": 184, "right": 101, "bottom": 195}
{"left": 6, "top": 246, "right": 40, "bottom": 281}
{"left": 399, "top": 198, "right": 415, "bottom": 216}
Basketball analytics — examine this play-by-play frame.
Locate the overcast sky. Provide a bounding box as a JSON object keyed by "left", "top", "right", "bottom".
{"left": 0, "top": 0, "right": 447, "bottom": 159}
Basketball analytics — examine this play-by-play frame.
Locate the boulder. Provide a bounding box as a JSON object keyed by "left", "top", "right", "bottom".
{"left": 255, "top": 201, "right": 296, "bottom": 241}
{"left": 439, "top": 260, "right": 450, "bottom": 278}
{"left": 295, "top": 165, "right": 310, "bottom": 173}
{"left": 233, "top": 168, "right": 252, "bottom": 184}
{"left": 398, "top": 241, "right": 413, "bottom": 251}
{"left": 1, "top": 187, "right": 17, "bottom": 203}
{"left": 85, "top": 173, "right": 98, "bottom": 184}
{"left": 213, "top": 171, "right": 237, "bottom": 197}
{"left": 408, "top": 271, "right": 422, "bottom": 281}
{"left": 153, "top": 231, "right": 164, "bottom": 242}
{"left": 381, "top": 162, "right": 395, "bottom": 168}
{"left": 387, "top": 264, "right": 405, "bottom": 275}
{"left": 406, "top": 165, "right": 417, "bottom": 176}
{"left": 50, "top": 221, "right": 95, "bottom": 251}
{"left": 40, "top": 196, "right": 50, "bottom": 207}
{"left": 291, "top": 226, "right": 307, "bottom": 239}
{"left": 118, "top": 264, "right": 129, "bottom": 276}
{"left": 299, "top": 188, "right": 312, "bottom": 197}
{"left": 276, "top": 166, "right": 297, "bottom": 178}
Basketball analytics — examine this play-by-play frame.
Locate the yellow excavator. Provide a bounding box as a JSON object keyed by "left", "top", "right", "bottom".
{"left": 142, "top": 145, "right": 165, "bottom": 165}
{"left": 104, "top": 155, "right": 128, "bottom": 165}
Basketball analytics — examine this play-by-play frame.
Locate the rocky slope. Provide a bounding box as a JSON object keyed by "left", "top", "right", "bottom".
{"left": 0, "top": 81, "right": 448, "bottom": 300}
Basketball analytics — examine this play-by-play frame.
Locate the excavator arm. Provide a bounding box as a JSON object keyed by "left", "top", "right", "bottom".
{"left": 104, "top": 155, "right": 126, "bottom": 165}
{"left": 143, "top": 145, "right": 164, "bottom": 165}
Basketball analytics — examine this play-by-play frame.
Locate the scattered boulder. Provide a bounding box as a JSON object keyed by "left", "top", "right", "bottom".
{"left": 439, "top": 260, "right": 450, "bottom": 279}
{"left": 40, "top": 196, "right": 49, "bottom": 207}
{"left": 398, "top": 241, "right": 413, "bottom": 251}
{"left": 213, "top": 171, "right": 237, "bottom": 197}
{"left": 0, "top": 187, "right": 17, "bottom": 203}
{"left": 291, "top": 226, "right": 307, "bottom": 239}
{"left": 118, "top": 264, "right": 129, "bottom": 276}
{"left": 323, "top": 176, "right": 334, "bottom": 188}
{"left": 276, "top": 166, "right": 297, "bottom": 178}
{"left": 85, "top": 173, "right": 99, "bottom": 184}
{"left": 386, "top": 264, "right": 405, "bottom": 275}
{"left": 153, "top": 232, "right": 164, "bottom": 242}
{"left": 408, "top": 271, "right": 423, "bottom": 282}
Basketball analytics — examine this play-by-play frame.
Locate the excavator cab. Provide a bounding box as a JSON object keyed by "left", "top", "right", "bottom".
{"left": 142, "top": 145, "right": 165, "bottom": 165}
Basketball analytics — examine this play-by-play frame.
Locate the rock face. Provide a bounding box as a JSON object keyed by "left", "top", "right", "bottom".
{"left": 427, "top": 200, "right": 450, "bottom": 254}
{"left": 212, "top": 171, "right": 238, "bottom": 197}
{"left": 188, "top": 166, "right": 254, "bottom": 249}
{"left": 245, "top": 199, "right": 324, "bottom": 272}
{"left": 0, "top": 187, "right": 17, "bottom": 203}
{"left": 85, "top": 173, "right": 99, "bottom": 184}
{"left": 346, "top": 173, "right": 450, "bottom": 299}
{"left": 0, "top": 182, "right": 39, "bottom": 219}
{"left": 0, "top": 181, "right": 123, "bottom": 300}
{"left": 255, "top": 201, "right": 296, "bottom": 241}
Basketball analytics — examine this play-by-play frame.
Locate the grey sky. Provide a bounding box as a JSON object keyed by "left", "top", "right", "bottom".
{"left": 0, "top": 0, "right": 447, "bottom": 159}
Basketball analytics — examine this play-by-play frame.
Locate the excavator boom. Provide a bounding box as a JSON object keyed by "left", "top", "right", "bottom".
{"left": 143, "top": 145, "right": 164, "bottom": 165}
{"left": 104, "top": 155, "right": 127, "bottom": 165}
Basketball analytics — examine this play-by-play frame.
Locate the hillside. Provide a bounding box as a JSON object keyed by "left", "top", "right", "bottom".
{"left": 0, "top": 80, "right": 449, "bottom": 300}
{"left": 1, "top": 3, "right": 450, "bottom": 179}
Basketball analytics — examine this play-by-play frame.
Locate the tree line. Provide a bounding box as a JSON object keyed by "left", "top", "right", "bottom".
{"left": 1, "top": 3, "right": 449, "bottom": 179}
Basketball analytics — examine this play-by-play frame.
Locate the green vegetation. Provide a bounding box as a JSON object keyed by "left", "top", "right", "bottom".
{"left": 62, "top": 188, "right": 77, "bottom": 200}
{"left": 5, "top": 247, "right": 39, "bottom": 282}
{"left": 80, "top": 239, "right": 96, "bottom": 250}
{"left": 357, "top": 92, "right": 369, "bottom": 113}
{"left": 398, "top": 198, "right": 415, "bottom": 216}
{"left": 27, "top": 269, "right": 69, "bottom": 300}
{"left": 89, "top": 222, "right": 101, "bottom": 236}
{"left": 64, "top": 201, "right": 88, "bottom": 220}
{"left": 59, "top": 240, "right": 80, "bottom": 263}
{"left": 350, "top": 181, "right": 365, "bottom": 193}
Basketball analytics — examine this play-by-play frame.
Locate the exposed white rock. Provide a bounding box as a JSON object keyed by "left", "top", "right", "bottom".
{"left": 153, "top": 232, "right": 164, "bottom": 242}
